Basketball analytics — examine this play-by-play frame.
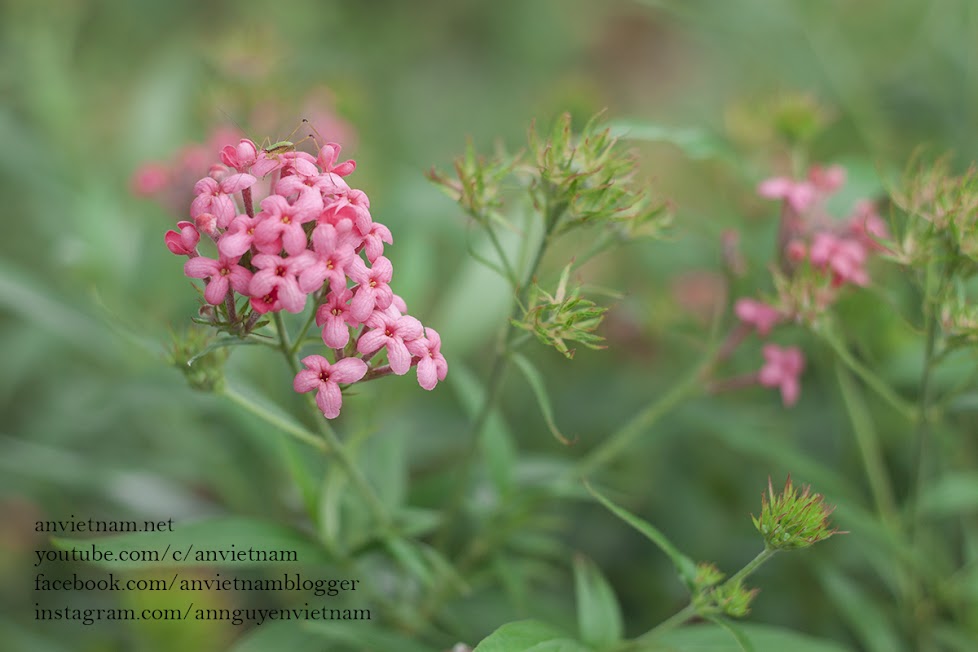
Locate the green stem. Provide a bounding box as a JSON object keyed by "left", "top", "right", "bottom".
{"left": 821, "top": 330, "right": 918, "bottom": 422}
{"left": 485, "top": 222, "right": 518, "bottom": 287}
{"left": 725, "top": 547, "right": 777, "bottom": 587}
{"left": 272, "top": 313, "right": 392, "bottom": 531}
{"left": 289, "top": 295, "right": 322, "bottom": 358}
{"left": 574, "top": 361, "right": 705, "bottom": 478}
{"left": 834, "top": 364, "right": 899, "bottom": 525}
{"left": 630, "top": 604, "right": 698, "bottom": 647}
{"left": 222, "top": 385, "right": 328, "bottom": 453}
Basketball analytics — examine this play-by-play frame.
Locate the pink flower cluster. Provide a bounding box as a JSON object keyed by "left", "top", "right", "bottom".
{"left": 758, "top": 165, "right": 890, "bottom": 290}
{"left": 730, "top": 298, "right": 804, "bottom": 406}
{"left": 163, "top": 136, "right": 447, "bottom": 419}
{"left": 718, "top": 164, "right": 890, "bottom": 407}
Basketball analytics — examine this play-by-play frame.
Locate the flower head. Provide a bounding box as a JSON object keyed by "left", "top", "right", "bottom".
{"left": 752, "top": 476, "right": 842, "bottom": 550}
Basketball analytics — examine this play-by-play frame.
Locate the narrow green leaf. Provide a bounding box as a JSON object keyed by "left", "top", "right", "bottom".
{"left": 815, "top": 565, "right": 903, "bottom": 652}
{"left": 574, "top": 554, "right": 623, "bottom": 647}
{"left": 651, "top": 623, "right": 853, "bottom": 652}
{"left": 52, "top": 517, "right": 331, "bottom": 569}
{"left": 585, "top": 482, "right": 697, "bottom": 588}
{"left": 607, "top": 120, "right": 734, "bottom": 161}
{"left": 186, "top": 336, "right": 262, "bottom": 366}
{"left": 918, "top": 472, "right": 978, "bottom": 516}
{"left": 384, "top": 537, "right": 433, "bottom": 587}
{"left": 510, "top": 352, "right": 573, "bottom": 445}
{"left": 448, "top": 362, "right": 516, "bottom": 495}
{"left": 705, "top": 615, "right": 756, "bottom": 652}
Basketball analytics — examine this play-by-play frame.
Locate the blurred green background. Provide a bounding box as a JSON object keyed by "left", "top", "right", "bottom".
{"left": 2, "top": 0, "right": 976, "bottom": 650}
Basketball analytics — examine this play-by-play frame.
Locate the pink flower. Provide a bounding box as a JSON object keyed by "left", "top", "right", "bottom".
{"left": 758, "top": 344, "right": 805, "bottom": 406}
{"left": 734, "top": 298, "right": 783, "bottom": 336}
{"left": 293, "top": 355, "right": 368, "bottom": 419}
{"left": 407, "top": 328, "right": 448, "bottom": 390}
{"left": 348, "top": 256, "right": 394, "bottom": 321}
{"left": 848, "top": 200, "right": 890, "bottom": 252}
{"left": 810, "top": 232, "right": 869, "bottom": 287}
{"left": 252, "top": 188, "right": 323, "bottom": 256}
{"left": 131, "top": 163, "right": 169, "bottom": 196}
{"left": 758, "top": 177, "right": 817, "bottom": 213}
{"left": 357, "top": 312, "right": 424, "bottom": 375}
{"left": 316, "top": 143, "right": 356, "bottom": 177}
{"left": 190, "top": 173, "right": 256, "bottom": 228}
{"left": 164, "top": 221, "right": 200, "bottom": 256}
{"left": 249, "top": 253, "right": 314, "bottom": 313}
{"left": 315, "top": 289, "right": 356, "bottom": 349}
{"left": 184, "top": 255, "right": 253, "bottom": 305}
{"left": 361, "top": 222, "right": 393, "bottom": 263}
{"left": 807, "top": 165, "right": 846, "bottom": 194}
{"left": 296, "top": 224, "right": 356, "bottom": 294}
{"left": 218, "top": 214, "right": 262, "bottom": 258}
{"left": 220, "top": 139, "right": 259, "bottom": 172}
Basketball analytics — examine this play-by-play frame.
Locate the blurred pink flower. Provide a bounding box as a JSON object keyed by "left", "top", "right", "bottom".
{"left": 758, "top": 177, "right": 817, "bottom": 213}
{"left": 735, "top": 298, "right": 783, "bottom": 336}
{"left": 810, "top": 232, "right": 869, "bottom": 287}
{"left": 131, "top": 163, "right": 169, "bottom": 196}
{"left": 758, "top": 344, "right": 805, "bottom": 406}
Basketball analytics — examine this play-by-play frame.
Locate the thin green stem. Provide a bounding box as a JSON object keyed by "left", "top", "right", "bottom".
{"left": 574, "top": 361, "right": 705, "bottom": 478}
{"left": 222, "top": 385, "right": 328, "bottom": 453}
{"left": 821, "top": 330, "right": 918, "bottom": 422}
{"left": 630, "top": 604, "right": 698, "bottom": 647}
{"left": 485, "top": 223, "right": 518, "bottom": 287}
{"left": 834, "top": 364, "right": 899, "bottom": 525}
{"left": 272, "top": 312, "right": 392, "bottom": 531}
{"left": 289, "top": 296, "right": 322, "bottom": 358}
{"left": 725, "top": 547, "right": 777, "bottom": 587}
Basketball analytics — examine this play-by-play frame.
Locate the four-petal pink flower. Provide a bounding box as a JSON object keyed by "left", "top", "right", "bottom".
{"left": 184, "top": 254, "right": 253, "bottom": 305}
{"left": 407, "top": 328, "right": 448, "bottom": 391}
{"left": 348, "top": 256, "right": 394, "bottom": 321}
{"left": 293, "top": 355, "right": 368, "bottom": 419}
{"left": 357, "top": 312, "right": 423, "bottom": 375}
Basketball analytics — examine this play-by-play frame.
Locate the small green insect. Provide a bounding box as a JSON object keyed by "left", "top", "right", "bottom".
{"left": 261, "top": 119, "right": 324, "bottom": 156}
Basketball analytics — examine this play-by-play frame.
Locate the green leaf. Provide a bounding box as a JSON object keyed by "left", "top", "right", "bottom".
{"left": 705, "top": 616, "right": 756, "bottom": 652}
{"left": 449, "top": 362, "right": 517, "bottom": 495}
{"left": 649, "top": 623, "right": 853, "bottom": 652}
{"left": 384, "top": 537, "right": 433, "bottom": 587}
{"left": 574, "top": 554, "right": 624, "bottom": 647}
{"left": 510, "top": 352, "right": 573, "bottom": 445}
{"left": 474, "top": 620, "right": 591, "bottom": 652}
{"left": 918, "top": 472, "right": 978, "bottom": 516}
{"left": 607, "top": 120, "right": 734, "bottom": 161}
{"left": 185, "top": 336, "right": 263, "bottom": 366}
{"left": 585, "top": 482, "right": 697, "bottom": 589}
{"left": 52, "top": 517, "right": 331, "bottom": 569}
{"left": 814, "top": 565, "right": 902, "bottom": 652}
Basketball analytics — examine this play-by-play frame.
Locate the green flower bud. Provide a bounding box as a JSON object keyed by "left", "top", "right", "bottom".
{"left": 752, "top": 476, "right": 842, "bottom": 550}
